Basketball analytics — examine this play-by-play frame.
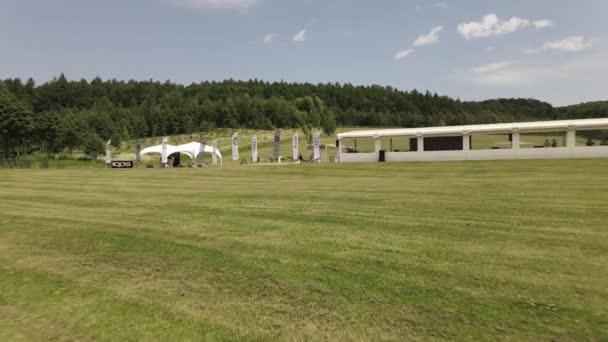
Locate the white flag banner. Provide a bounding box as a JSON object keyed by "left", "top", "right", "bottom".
{"left": 251, "top": 135, "right": 258, "bottom": 163}
{"left": 231, "top": 132, "right": 239, "bottom": 161}
{"left": 105, "top": 140, "right": 112, "bottom": 164}
{"left": 313, "top": 131, "right": 321, "bottom": 161}
{"left": 292, "top": 133, "right": 299, "bottom": 161}
{"left": 161, "top": 137, "right": 169, "bottom": 165}
{"left": 212, "top": 140, "right": 218, "bottom": 165}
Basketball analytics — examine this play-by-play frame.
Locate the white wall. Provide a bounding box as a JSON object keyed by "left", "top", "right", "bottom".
{"left": 339, "top": 139, "right": 608, "bottom": 163}
{"left": 340, "top": 152, "right": 378, "bottom": 163}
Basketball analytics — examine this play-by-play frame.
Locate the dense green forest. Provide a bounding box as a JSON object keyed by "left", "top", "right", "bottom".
{"left": 1, "top": 73, "right": 607, "bottom": 159}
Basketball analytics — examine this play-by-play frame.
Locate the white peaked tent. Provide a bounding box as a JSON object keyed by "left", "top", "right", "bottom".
{"left": 140, "top": 142, "right": 222, "bottom": 161}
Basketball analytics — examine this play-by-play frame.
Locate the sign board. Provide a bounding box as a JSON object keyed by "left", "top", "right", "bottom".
{"left": 111, "top": 160, "right": 134, "bottom": 169}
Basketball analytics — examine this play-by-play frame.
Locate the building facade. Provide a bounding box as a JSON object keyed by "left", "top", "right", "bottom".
{"left": 337, "top": 118, "right": 608, "bottom": 163}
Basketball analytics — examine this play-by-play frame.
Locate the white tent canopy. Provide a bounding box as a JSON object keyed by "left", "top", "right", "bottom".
{"left": 140, "top": 142, "right": 222, "bottom": 160}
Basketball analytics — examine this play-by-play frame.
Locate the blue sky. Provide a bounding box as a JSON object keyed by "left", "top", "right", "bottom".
{"left": 1, "top": 0, "right": 606, "bottom": 106}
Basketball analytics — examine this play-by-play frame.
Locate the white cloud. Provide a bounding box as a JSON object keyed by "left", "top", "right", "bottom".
{"left": 432, "top": 2, "right": 448, "bottom": 9}
{"left": 533, "top": 20, "right": 553, "bottom": 29}
{"left": 464, "top": 52, "right": 608, "bottom": 88}
{"left": 525, "top": 36, "right": 593, "bottom": 54}
{"left": 413, "top": 26, "right": 443, "bottom": 47}
{"left": 456, "top": 50, "right": 608, "bottom": 105}
{"left": 263, "top": 33, "right": 278, "bottom": 44}
{"left": 169, "top": 0, "right": 258, "bottom": 11}
{"left": 465, "top": 62, "right": 534, "bottom": 87}
{"left": 417, "top": 2, "right": 448, "bottom": 11}
{"left": 293, "top": 29, "right": 307, "bottom": 42}
{"left": 395, "top": 49, "right": 414, "bottom": 61}
{"left": 457, "top": 14, "right": 552, "bottom": 40}
{"left": 472, "top": 61, "right": 513, "bottom": 74}
{"left": 544, "top": 36, "right": 592, "bottom": 52}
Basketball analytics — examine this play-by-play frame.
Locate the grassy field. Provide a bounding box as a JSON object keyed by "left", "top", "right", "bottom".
{"left": 1, "top": 160, "right": 607, "bottom": 341}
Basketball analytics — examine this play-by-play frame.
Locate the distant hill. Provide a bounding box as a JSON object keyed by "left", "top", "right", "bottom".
{"left": 1, "top": 75, "right": 606, "bottom": 159}
{"left": 555, "top": 101, "right": 608, "bottom": 119}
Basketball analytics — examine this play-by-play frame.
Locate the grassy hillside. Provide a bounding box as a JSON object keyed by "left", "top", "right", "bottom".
{"left": 1, "top": 160, "right": 607, "bottom": 340}
{"left": 11, "top": 128, "right": 352, "bottom": 169}
{"left": 11, "top": 126, "right": 604, "bottom": 169}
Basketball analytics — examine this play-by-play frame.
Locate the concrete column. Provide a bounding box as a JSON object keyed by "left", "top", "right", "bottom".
{"left": 417, "top": 136, "right": 424, "bottom": 152}
{"left": 512, "top": 132, "right": 520, "bottom": 150}
{"left": 463, "top": 135, "right": 470, "bottom": 151}
{"left": 374, "top": 138, "right": 382, "bottom": 152}
{"left": 567, "top": 130, "right": 576, "bottom": 149}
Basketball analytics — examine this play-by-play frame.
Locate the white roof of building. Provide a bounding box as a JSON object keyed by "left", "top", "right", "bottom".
{"left": 337, "top": 118, "right": 608, "bottom": 139}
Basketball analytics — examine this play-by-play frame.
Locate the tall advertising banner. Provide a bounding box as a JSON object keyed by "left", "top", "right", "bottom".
{"left": 251, "top": 135, "right": 258, "bottom": 163}
{"left": 313, "top": 131, "right": 321, "bottom": 162}
{"left": 135, "top": 139, "right": 142, "bottom": 166}
{"left": 292, "top": 133, "right": 299, "bottom": 161}
{"left": 212, "top": 140, "right": 218, "bottom": 165}
{"left": 161, "top": 137, "right": 169, "bottom": 166}
{"left": 231, "top": 132, "right": 239, "bottom": 161}
{"left": 105, "top": 140, "right": 112, "bottom": 165}
{"left": 273, "top": 129, "right": 282, "bottom": 162}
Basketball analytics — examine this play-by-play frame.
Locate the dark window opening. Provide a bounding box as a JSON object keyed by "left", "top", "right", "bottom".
{"left": 422, "top": 136, "right": 463, "bottom": 151}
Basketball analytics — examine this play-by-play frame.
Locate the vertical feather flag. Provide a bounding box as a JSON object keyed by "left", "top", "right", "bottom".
{"left": 135, "top": 139, "right": 142, "bottom": 166}
{"left": 161, "top": 137, "right": 169, "bottom": 166}
{"left": 198, "top": 135, "right": 208, "bottom": 166}
{"left": 292, "top": 133, "right": 299, "bottom": 161}
{"left": 313, "top": 132, "right": 321, "bottom": 162}
{"left": 251, "top": 135, "right": 258, "bottom": 163}
{"left": 231, "top": 132, "right": 239, "bottom": 161}
{"left": 212, "top": 140, "right": 218, "bottom": 165}
{"left": 105, "top": 140, "right": 112, "bottom": 165}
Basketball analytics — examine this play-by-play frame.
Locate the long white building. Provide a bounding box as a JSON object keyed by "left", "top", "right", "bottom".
{"left": 337, "top": 118, "right": 608, "bottom": 163}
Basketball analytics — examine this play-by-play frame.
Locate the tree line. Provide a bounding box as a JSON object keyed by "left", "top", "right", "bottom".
{"left": 1, "top": 74, "right": 607, "bottom": 159}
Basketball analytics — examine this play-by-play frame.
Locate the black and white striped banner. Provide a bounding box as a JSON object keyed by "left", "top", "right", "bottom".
{"left": 197, "top": 135, "right": 208, "bottom": 166}
{"left": 135, "top": 139, "right": 142, "bottom": 166}
{"left": 273, "top": 129, "right": 282, "bottom": 161}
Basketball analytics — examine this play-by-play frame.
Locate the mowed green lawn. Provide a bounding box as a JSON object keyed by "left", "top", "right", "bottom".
{"left": 1, "top": 160, "right": 607, "bottom": 341}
